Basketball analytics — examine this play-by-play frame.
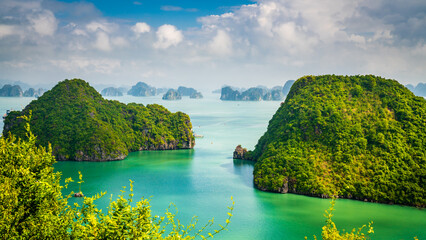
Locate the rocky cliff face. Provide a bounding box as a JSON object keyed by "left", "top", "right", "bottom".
{"left": 101, "top": 87, "right": 123, "bottom": 96}
{"left": 128, "top": 82, "right": 156, "bottom": 96}
{"left": 0, "top": 84, "right": 23, "bottom": 97}
{"left": 162, "top": 89, "right": 182, "bottom": 100}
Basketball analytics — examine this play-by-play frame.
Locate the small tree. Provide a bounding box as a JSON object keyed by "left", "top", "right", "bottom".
{"left": 306, "top": 199, "right": 374, "bottom": 240}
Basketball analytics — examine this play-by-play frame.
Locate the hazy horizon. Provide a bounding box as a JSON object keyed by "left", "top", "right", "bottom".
{"left": 0, "top": 0, "right": 425, "bottom": 90}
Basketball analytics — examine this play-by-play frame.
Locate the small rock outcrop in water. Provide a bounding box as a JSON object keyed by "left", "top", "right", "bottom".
{"left": 233, "top": 145, "right": 248, "bottom": 159}
{"left": 101, "top": 87, "right": 123, "bottom": 96}
{"left": 0, "top": 84, "right": 23, "bottom": 97}
{"left": 127, "top": 82, "right": 156, "bottom": 96}
{"left": 162, "top": 89, "right": 182, "bottom": 100}
{"left": 3, "top": 79, "right": 195, "bottom": 161}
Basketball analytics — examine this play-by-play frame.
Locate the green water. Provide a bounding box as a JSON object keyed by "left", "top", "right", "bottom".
{"left": 1, "top": 94, "right": 425, "bottom": 239}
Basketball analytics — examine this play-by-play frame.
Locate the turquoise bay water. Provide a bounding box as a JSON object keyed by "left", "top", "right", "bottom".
{"left": 1, "top": 94, "right": 425, "bottom": 239}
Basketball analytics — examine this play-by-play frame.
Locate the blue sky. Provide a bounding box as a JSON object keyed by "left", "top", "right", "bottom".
{"left": 0, "top": 0, "right": 425, "bottom": 90}
{"left": 55, "top": 0, "right": 254, "bottom": 28}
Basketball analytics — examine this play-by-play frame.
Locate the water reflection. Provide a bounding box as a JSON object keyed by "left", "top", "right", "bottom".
{"left": 232, "top": 159, "right": 255, "bottom": 188}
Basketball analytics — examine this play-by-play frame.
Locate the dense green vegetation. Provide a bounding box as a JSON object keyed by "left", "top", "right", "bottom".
{"left": 1, "top": 117, "right": 378, "bottom": 240}
{"left": 0, "top": 122, "right": 233, "bottom": 239}
{"left": 249, "top": 75, "right": 425, "bottom": 207}
{"left": 3, "top": 79, "right": 194, "bottom": 161}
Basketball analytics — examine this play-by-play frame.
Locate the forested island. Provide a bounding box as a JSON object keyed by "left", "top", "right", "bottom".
{"left": 3, "top": 79, "right": 195, "bottom": 161}
{"left": 236, "top": 75, "right": 425, "bottom": 207}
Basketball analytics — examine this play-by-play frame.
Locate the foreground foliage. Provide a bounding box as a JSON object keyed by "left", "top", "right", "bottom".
{"left": 250, "top": 75, "right": 425, "bottom": 207}
{"left": 306, "top": 200, "right": 374, "bottom": 240}
{"left": 3, "top": 79, "right": 194, "bottom": 161}
{"left": 0, "top": 121, "right": 232, "bottom": 239}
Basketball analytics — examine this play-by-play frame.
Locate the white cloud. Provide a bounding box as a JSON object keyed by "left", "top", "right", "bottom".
{"left": 208, "top": 30, "right": 233, "bottom": 56}
{"left": 131, "top": 22, "right": 150, "bottom": 35}
{"left": 112, "top": 37, "right": 128, "bottom": 47}
{"left": 153, "top": 24, "right": 183, "bottom": 49}
{"left": 0, "top": 24, "right": 15, "bottom": 38}
{"left": 27, "top": 10, "right": 57, "bottom": 36}
{"left": 72, "top": 29, "right": 87, "bottom": 36}
{"left": 161, "top": 6, "right": 183, "bottom": 12}
{"left": 94, "top": 31, "right": 111, "bottom": 51}
{"left": 161, "top": 5, "right": 198, "bottom": 12}
{"left": 51, "top": 57, "right": 121, "bottom": 74}
{"left": 86, "top": 21, "right": 112, "bottom": 33}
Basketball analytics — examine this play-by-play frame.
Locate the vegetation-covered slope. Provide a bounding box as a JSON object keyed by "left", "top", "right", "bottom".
{"left": 249, "top": 75, "right": 425, "bottom": 207}
{"left": 3, "top": 79, "right": 194, "bottom": 161}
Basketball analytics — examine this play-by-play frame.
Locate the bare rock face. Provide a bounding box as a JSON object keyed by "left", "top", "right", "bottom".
{"left": 233, "top": 145, "right": 248, "bottom": 159}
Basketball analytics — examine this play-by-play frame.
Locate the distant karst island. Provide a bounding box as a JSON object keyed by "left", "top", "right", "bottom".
{"left": 3, "top": 79, "right": 195, "bottom": 161}
{"left": 0, "top": 84, "right": 23, "bottom": 97}
{"left": 406, "top": 83, "right": 426, "bottom": 97}
{"left": 101, "top": 87, "right": 123, "bottom": 96}
{"left": 162, "top": 86, "right": 203, "bottom": 100}
{"left": 220, "top": 80, "right": 294, "bottom": 101}
{"left": 23, "top": 88, "right": 46, "bottom": 97}
{"left": 0, "top": 84, "right": 46, "bottom": 97}
{"left": 127, "top": 82, "right": 157, "bottom": 96}
{"left": 234, "top": 75, "right": 425, "bottom": 207}
{"left": 162, "top": 89, "right": 182, "bottom": 100}
{"left": 126, "top": 82, "right": 203, "bottom": 100}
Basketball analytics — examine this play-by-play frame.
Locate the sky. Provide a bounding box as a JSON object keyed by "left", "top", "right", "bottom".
{"left": 0, "top": 0, "right": 425, "bottom": 90}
